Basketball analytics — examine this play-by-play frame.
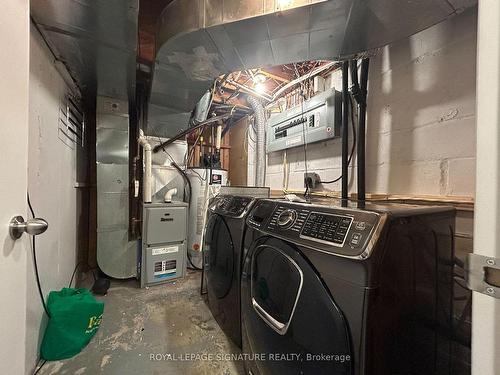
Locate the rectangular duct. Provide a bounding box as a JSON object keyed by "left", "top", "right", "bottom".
{"left": 96, "top": 96, "right": 137, "bottom": 279}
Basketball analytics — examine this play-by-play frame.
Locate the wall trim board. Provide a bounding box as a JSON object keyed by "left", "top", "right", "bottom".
{"left": 271, "top": 189, "right": 474, "bottom": 212}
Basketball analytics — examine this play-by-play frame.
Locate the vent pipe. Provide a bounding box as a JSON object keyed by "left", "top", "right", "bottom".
{"left": 350, "top": 58, "right": 370, "bottom": 206}
{"left": 341, "top": 61, "right": 349, "bottom": 206}
{"left": 357, "top": 59, "right": 370, "bottom": 205}
{"left": 138, "top": 130, "right": 152, "bottom": 203}
{"left": 191, "top": 90, "right": 212, "bottom": 125}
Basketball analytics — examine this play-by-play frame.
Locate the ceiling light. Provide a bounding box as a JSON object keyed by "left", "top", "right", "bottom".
{"left": 253, "top": 73, "right": 267, "bottom": 84}
{"left": 254, "top": 83, "right": 267, "bottom": 94}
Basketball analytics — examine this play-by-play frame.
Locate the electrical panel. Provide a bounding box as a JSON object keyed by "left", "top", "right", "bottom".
{"left": 266, "top": 87, "right": 342, "bottom": 153}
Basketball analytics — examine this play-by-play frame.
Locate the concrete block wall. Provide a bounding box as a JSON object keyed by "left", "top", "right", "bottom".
{"left": 261, "top": 7, "right": 477, "bottom": 199}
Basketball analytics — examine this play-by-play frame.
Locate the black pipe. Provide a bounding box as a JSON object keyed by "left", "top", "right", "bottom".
{"left": 341, "top": 61, "right": 350, "bottom": 206}
{"left": 357, "top": 58, "right": 370, "bottom": 205}
{"left": 152, "top": 114, "right": 232, "bottom": 153}
{"left": 170, "top": 161, "right": 203, "bottom": 271}
{"left": 349, "top": 60, "right": 360, "bottom": 102}
{"left": 170, "top": 161, "right": 192, "bottom": 206}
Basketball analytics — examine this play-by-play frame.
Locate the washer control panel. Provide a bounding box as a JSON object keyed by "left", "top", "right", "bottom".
{"left": 250, "top": 200, "right": 381, "bottom": 257}
{"left": 301, "top": 212, "right": 353, "bottom": 246}
{"left": 277, "top": 209, "right": 297, "bottom": 228}
{"left": 269, "top": 206, "right": 308, "bottom": 232}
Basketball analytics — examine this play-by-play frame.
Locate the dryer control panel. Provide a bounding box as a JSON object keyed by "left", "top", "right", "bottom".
{"left": 248, "top": 200, "right": 382, "bottom": 258}
{"left": 210, "top": 195, "right": 255, "bottom": 218}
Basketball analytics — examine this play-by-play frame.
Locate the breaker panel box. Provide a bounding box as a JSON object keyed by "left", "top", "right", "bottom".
{"left": 266, "top": 87, "right": 342, "bottom": 153}
{"left": 141, "top": 202, "right": 188, "bottom": 287}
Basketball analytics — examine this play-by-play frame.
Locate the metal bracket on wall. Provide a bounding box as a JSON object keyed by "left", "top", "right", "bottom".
{"left": 466, "top": 254, "right": 500, "bottom": 299}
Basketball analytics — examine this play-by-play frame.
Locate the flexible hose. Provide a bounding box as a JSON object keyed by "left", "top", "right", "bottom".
{"left": 247, "top": 96, "right": 266, "bottom": 187}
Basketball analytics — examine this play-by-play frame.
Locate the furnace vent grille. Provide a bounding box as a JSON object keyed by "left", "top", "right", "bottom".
{"left": 58, "top": 94, "right": 84, "bottom": 148}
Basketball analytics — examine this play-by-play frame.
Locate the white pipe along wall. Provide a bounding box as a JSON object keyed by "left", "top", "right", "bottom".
{"left": 139, "top": 130, "right": 152, "bottom": 203}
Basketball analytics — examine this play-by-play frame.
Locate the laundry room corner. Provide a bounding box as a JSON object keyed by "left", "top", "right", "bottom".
{"left": 3, "top": 1, "right": 499, "bottom": 375}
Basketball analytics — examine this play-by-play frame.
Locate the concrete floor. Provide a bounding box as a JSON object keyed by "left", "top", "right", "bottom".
{"left": 39, "top": 271, "right": 244, "bottom": 375}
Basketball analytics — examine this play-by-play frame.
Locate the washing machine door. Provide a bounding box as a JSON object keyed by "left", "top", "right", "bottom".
{"left": 204, "top": 213, "right": 235, "bottom": 299}
{"left": 241, "top": 237, "right": 352, "bottom": 375}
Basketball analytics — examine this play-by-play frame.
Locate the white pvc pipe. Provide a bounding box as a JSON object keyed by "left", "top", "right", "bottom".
{"left": 472, "top": 2, "right": 500, "bottom": 374}
{"left": 164, "top": 188, "right": 177, "bottom": 203}
{"left": 216, "top": 124, "right": 222, "bottom": 150}
{"left": 138, "top": 131, "right": 152, "bottom": 203}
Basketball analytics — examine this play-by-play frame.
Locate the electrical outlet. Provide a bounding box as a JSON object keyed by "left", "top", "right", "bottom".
{"left": 304, "top": 172, "right": 321, "bottom": 189}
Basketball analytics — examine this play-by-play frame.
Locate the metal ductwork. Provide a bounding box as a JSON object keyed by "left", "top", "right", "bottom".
{"left": 31, "top": 1, "right": 140, "bottom": 279}
{"left": 30, "top": 0, "right": 138, "bottom": 101}
{"left": 247, "top": 96, "right": 267, "bottom": 187}
{"left": 148, "top": 0, "right": 476, "bottom": 138}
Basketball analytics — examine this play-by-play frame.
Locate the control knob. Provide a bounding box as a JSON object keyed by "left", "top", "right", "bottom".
{"left": 277, "top": 209, "right": 297, "bottom": 228}
{"left": 216, "top": 198, "right": 229, "bottom": 210}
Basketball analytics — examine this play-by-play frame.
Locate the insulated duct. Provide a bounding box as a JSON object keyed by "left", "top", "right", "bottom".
{"left": 247, "top": 96, "right": 266, "bottom": 187}
{"left": 191, "top": 90, "right": 212, "bottom": 125}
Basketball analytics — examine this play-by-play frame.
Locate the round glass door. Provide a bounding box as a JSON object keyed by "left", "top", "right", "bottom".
{"left": 204, "top": 214, "right": 235, "bottom": 299}
{"left": 241, "top": 237, "right": 352, "bottom": 375}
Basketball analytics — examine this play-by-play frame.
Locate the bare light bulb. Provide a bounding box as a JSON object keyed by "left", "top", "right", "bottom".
{"left": 254, "top": 83, "right": 267, "bottom": 94}
{"left": 253, "top": 73, "right": 267, "bottom": 84}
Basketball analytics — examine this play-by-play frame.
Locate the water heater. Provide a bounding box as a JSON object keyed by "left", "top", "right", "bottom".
{"left": 186, "top": 168, "right": 228, "bottom": 268}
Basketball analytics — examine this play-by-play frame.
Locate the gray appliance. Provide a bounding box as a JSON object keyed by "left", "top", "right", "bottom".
{"left": 241, "top": 199, "right": 465, "bottom": 375}
{"left": 203, "top": 194, "right": 263, "bottom": 348}
{"left": 267, "top": 88, "right": 341, "bottom": 153}
{"left": 141, "top": 202, "right": 188, "bottom": 287}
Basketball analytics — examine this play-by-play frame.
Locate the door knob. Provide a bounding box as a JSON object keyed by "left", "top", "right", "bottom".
{"left": 9, "top": 216, "right": 48, "bottom": 240}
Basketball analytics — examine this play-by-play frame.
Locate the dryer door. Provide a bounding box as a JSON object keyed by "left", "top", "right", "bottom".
{"left": 241, "top": 237, "right": 352, "bottom": 375}
{"left": 204, "top": 214, "right": 235, "bottom": 299}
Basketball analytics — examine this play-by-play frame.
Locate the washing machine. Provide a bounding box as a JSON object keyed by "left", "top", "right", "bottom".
{"left": 241, "top": 199, "right": 457, "bottom": 375}
{"left": 203, "top": 194, "right": 262, "bottom": 347}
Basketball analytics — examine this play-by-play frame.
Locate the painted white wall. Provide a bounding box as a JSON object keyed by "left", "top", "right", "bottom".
{"left": 472, "top": 1, "right": 500, "bottom": 374}
{"left": 262, "top": 8, "right": 477, "bottom": 198}
{"left": 0, "top": 1, "right": 30, "bottom": 375}
{"left": 25, "top": 25, "right": 84, "bottom": 372}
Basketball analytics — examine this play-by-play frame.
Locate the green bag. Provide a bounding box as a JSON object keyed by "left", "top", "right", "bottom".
{"left": 41, "top": 288, "right": 104, "bottom": 361}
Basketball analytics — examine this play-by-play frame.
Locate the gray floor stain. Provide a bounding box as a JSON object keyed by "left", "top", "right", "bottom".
{"left": 39, "top": 271, "right": 244, "bottom": 375}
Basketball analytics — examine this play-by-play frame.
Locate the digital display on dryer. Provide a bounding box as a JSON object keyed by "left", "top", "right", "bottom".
{"left": 301, "top": 212, "right": 353, "bottom": 246}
